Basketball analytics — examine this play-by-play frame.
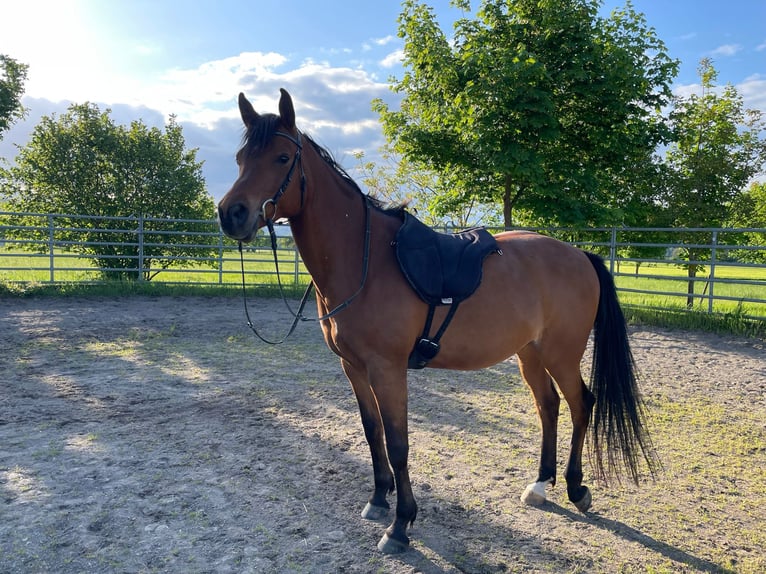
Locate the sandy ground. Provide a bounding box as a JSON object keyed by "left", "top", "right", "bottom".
{"left": 1, "top": 295, "right": 764, "bottom": 573}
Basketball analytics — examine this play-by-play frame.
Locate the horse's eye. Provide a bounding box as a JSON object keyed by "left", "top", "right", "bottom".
{"left": 278, "top": 154, "right": 290, "bottom": 164}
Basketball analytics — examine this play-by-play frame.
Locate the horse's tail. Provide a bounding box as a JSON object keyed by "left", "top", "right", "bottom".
{"left": 584, "top": 251, "right": 659, "bottom": 484}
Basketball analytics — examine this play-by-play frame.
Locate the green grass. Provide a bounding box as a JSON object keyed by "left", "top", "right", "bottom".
{"left": 612, "top": 261, "right": 766, "bottom": 337}
{"left": 0, "top": 245, "right": 310, "bottom": 288}
{"left": 614, "top": 261, "right": 765, "bottom": 318}
{"left": 623, "top": 305, "right": 766, "bottom": 339}
{"left": 2, "top": 247, "right": 764, "bottom": 337}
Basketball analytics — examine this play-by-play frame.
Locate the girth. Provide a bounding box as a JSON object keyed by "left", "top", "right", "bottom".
{"left": 393, "top": 212, "right": 501, "bottom": 369}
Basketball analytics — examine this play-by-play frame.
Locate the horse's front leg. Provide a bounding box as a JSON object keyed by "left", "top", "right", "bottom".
{"left": 368, "top": 366, "right": 417, "bottom": 554}
{"left": 341, "top": 359, "right": 394, "bottom": 520}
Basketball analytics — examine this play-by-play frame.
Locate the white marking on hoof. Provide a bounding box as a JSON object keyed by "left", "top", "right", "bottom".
{"left": 520, "top": 478, "right": 553, "bottom": 506}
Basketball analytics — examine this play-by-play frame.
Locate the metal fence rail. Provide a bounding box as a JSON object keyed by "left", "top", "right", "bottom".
{"left": 2, "top": 211, "right": 765, "bottom": 321}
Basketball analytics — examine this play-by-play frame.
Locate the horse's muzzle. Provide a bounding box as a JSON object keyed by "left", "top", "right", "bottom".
{"left": 218, "top": 202, "right": 254, "bottom": 241}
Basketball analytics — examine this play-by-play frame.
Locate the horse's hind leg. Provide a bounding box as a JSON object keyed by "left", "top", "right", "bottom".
{"left": 517, "top": 345, "right": 560, "bottom": 506}
{"left": 341, "top": 360, "right": 394, "bottom": 520}
{"left": 563, "top": 377, "right": 596, "bottom": 511}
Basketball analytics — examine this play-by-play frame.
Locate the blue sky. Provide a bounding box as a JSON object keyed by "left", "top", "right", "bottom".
{"left": 1, "top": 0, "right": 765, "bottom": 202}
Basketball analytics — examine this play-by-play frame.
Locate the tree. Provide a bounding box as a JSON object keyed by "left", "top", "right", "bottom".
{"left": 0, "top": 102, "right": 216, "bottom": 280}
{"left": 662, "top": 59, "right": 766, "bottom": 306}
{"left": 0, "top": 55, "right": 28, "bottom": 140}
{"left": 374, "top": 0, "right": 678, "bottom": 228}
{"left": 354, "top": 147, "right": 502, "bottom": 227}
{"left": 728, "top": 181, "right": 766, "bottom": 264}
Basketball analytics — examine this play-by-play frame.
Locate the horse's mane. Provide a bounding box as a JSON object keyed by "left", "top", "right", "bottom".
{"left": 240, "top": 113, "right": 405, "bottom": 218}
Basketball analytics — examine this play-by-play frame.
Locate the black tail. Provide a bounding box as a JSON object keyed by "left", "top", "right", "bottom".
{"left": 584, "top": 252, "right": 659, "bottom": 484}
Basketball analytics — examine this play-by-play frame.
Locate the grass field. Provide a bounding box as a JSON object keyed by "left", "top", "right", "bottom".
{"left": 2, "top": 246, "right": 765, "bottom": 336}
{"left": 0, "top": 246, "right": 309, "bottom": 287}
{"left": 613, "top": 261, "right": 766, "bottom": 318}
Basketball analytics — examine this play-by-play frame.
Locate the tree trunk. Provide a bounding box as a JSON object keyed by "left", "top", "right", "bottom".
{"left": 686, "top": 264, "right": 697, "bottom": 309}
{"left": 503, "top": 174, "right": 514, "bottom": 229}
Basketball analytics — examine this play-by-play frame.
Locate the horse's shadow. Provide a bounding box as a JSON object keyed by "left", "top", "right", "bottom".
{"left": 540, "top": 501, "right": 733, "bottom": 574}
{"left": 381, "top": 497, "right": 732, "bottom": 574}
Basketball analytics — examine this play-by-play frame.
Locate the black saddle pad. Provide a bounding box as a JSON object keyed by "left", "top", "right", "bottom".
{"left": 394, "top": 212, "right": 500, "bottom": 306}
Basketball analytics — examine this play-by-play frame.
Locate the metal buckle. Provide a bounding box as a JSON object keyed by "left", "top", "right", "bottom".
{"left": 260, "top": 198, "right": 277, "bottom": 222}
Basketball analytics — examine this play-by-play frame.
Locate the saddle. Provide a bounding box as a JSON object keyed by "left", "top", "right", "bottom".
{"left": 394, "top": 212, "right": 501, "bottom": 369}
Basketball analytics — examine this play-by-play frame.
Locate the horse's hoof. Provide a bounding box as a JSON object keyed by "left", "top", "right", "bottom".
{"left": 377, "top": 532, "right": 409, "bottom": 554}
{"left": 573, "top": 487, "right": 592, "bottom": 512}
{"left": 520, "top": 481, "right": 549, "bottom": 506}
{"left": 361, "top": 502, "right": 389, "bottom": 521}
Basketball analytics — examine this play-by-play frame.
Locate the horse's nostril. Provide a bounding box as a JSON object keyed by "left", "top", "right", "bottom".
{"left": 227, "top": 203, "right": 249, "bottom": 228}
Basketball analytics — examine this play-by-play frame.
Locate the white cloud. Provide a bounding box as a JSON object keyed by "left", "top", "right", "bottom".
{"left": 672, "top": 76, "right": 766, "bottom": 116}
{"left": 756, "top": 41, "right": 766, "bottom": 52}
{"left": 673, "top": 83, "right": 703, "bottom": 99}
{"left": 307, "top": 118, "right": 381, "bottom": 135}
{"left": 373, "top": 35, "right": 397, "bottom": 46}
{"left": 710, "top": 44, "right": 743, "bottom": 57}
{"left": 132, "top": 42, "right": 162, "bottom": 57}
{"left": 380, "top": 50, "right": 404, "bottom": 69}
{"left": 1, "top": 48, "right": 396, "bottom": 200}
{"left": 737, "top": 75, "right": 766, "bottom": 114}
{"left": 132, "top": 52, "right": 290, "bottom": 126}
{"left": 364, "top": 35, "right": 397, "bottom": 52}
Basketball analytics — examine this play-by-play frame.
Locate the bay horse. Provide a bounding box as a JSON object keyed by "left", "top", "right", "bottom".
{"left": 217, "top": 89, "right": 657, "bottom": 554}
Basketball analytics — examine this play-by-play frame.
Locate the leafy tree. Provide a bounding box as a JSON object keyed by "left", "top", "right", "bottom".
{"left": 354, "top": 147, "right": 502, "bottom": 227}
{"left": 728, "top": 181, "right": 766, "bottom": 264}
{"left": 374, "top": 0, "right": 678, "bottom": 228}
{"left": 0, "top": 102, "right": 216, "bottom": 280}
{"left": 662, "top": 59, "right": 766, "bottom": 306}
{"left": 0, "top": 54, "right": 28, "bottom": 141}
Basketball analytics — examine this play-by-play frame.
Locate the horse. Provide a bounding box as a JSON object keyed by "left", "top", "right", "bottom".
{"left": 217, "top": 89, "right": 657, "bottom": 554}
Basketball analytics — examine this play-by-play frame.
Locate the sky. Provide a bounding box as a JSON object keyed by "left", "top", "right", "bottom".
{"left": 1, "top": 0, "right": 765, "bottom": 203}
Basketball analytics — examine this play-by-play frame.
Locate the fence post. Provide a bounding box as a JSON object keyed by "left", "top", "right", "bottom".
{"left": 294, "top": 243, "right": 300, "bottom": 286}
{"left": 708, "top": 230, "right": 718, "bottom": 314}
{"left": 138, "top": 215, "right": 145, "bottom": 281}
{"left": 218, "top": 230, "right": 224, "bottom": 285}
{"left": 48, "top": 214, "right": 55, "bottom": 283}
{"left": 609, "top": 227, "right": 617, "bottom": 275}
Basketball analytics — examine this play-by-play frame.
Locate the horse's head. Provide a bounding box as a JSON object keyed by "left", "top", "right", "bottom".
{"left": 218, "top": 89, "right": 304, "bottom": 242}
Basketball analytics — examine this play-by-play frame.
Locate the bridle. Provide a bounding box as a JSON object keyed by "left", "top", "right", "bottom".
{"left": 257, "top": 130, "right": 306, "bottom": 226}
{"left": 239, "top": 130, "right": 372, "bottom": 345}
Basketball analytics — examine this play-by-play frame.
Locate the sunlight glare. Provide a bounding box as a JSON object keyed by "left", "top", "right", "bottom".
{"left": 1, "top": 466, "right": 49, "bottom": 503}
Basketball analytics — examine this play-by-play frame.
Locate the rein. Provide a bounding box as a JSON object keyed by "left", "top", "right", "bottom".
{"left": 239, "top": 131, "right": 372, "bottom": 345}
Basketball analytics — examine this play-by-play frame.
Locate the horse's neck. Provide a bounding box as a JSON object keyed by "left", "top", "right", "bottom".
{"left": 288, "top": 160, "right": 369, "bottom": 301}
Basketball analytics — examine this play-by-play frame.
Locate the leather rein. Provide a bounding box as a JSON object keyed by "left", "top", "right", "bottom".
{"left": 238, "top": 130, "right": 372, "bottom": 344}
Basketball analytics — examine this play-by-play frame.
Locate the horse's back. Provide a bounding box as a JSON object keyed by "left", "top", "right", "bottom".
{"left": 491, "top": 230, "right": 600, "bottom": 327}
{"left": 428, "top": 230, "right": 600, "bottom": 369}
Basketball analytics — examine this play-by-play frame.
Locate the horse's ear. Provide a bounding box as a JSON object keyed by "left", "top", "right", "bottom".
{"left": 278, "top": 88, "right": 296, "bottom": 131}
{"left": 238, "top": 92, "right": 259, "bottom": 127}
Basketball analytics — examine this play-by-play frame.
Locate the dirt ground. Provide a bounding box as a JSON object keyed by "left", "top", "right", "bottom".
{"left": 1, "top": 295, "right": 764, "bottom": 574}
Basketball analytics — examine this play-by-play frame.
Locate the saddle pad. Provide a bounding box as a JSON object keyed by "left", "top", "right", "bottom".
{"left": 394, "top": 212, "right": 500, "bottom": 306}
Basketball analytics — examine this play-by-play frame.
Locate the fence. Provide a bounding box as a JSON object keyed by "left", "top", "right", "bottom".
{"left": 2, "top": 211, "right": 765, "bottom": 321}
{"left": 0, "top": 211, "right": 306, "bottom": 287}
